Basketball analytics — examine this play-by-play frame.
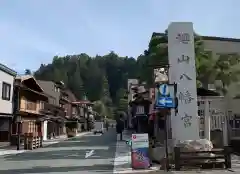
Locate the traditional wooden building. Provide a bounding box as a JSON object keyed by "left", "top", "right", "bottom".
{"left": 72, "top": 100, "right": 94, "bottom": 131}
{"left": 38, "top": 94, "right": 66, "bottom": 140}
{"left": 12, "top": 75, "right": 48, "bottom": 144}
{"left": 37, "top": 80, "right": 80, "bottom": 139}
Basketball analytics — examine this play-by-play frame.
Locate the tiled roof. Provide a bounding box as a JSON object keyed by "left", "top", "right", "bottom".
{"left": 15, "top": 75, "right": 44, "bottom": 92}
{"left": 0, "top": 63, "right": 17, "bottom": 76}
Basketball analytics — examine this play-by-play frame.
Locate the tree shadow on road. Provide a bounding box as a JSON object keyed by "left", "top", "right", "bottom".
{"left": 49, "top": 129, "right": 117, "bottom": 148}
{"left": 3, "top": 130, "right": 117, "bottom": 162}
{"left": 4, "top": 148, "right": 116, "bottom": 161}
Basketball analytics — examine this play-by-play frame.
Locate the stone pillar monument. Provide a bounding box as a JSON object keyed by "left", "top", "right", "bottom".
{"left": 168, "top": 22, "right": 200, "bottom": 142}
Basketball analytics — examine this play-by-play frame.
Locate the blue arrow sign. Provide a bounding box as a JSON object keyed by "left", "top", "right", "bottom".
{"left": 156, "top": 97, "right": 175, "bottom": 108}
{"left": 159, "top": 84, "right": 169, "bottom": 96}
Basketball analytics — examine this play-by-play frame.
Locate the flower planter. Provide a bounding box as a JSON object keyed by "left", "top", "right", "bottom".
{"left": 66, "top": 128, "right": 77, "bottom": 138}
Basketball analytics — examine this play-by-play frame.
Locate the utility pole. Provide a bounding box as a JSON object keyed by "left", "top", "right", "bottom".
{"left": 151, "top": 64, "right": 172, "bottom": 171}
{"left": 13, "top": 80, "right": 21, "bottom": 150}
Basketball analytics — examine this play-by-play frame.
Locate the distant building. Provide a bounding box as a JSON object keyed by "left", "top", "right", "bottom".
{"left": 37, "top": 80, "right": 66, "bottom": 140}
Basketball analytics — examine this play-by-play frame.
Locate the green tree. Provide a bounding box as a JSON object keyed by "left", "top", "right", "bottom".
{"left": 32, "top": 33, "right": 240, "bottom": 108}
{"left": 145, "top": 31, "right": 240, "bottom": 94}
{"left": 93, "top": 100, "right": 108, "bottom": 117}
{"left": 101, "top": 75, "right": 114, "bottom": 118}
{"left": 84, "top": 58, "right": 104, "bottom": 101}
{"left": 213, "top": 54, "right": 240, "bottom": 94}
{"left": 25, "top": 69, "right": 32, "bottom": 75}
{"left": 101, "top": 76, "right": 111, "bottom": 104}
{"left": 118, "top": 98, "right": 128, "bottom": 112}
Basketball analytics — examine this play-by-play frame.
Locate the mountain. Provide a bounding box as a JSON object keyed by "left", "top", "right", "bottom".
{"left": 34, "top": 52, "right": 141, "bottom": 117}
{"left": 33, "top": 32, "right": 240, "bottom": 118}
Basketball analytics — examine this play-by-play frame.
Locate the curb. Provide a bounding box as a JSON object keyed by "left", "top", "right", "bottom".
{"left": 42, "top": 132, "right": 91, "bottom": 147}
{"left": 114, "top": 166, "right": 160, "bottom": 174}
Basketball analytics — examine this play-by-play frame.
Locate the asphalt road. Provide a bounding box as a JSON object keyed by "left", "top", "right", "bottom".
{"left": 0, "top": 128, "right": 117, "bottom": 174}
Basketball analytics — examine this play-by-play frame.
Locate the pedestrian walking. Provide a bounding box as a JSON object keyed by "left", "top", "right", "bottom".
{"left": 116, "top": 115, "right": 124, "bottom": 141}
{"left": 105, "top": 120, "right": 109, "bottom": 131}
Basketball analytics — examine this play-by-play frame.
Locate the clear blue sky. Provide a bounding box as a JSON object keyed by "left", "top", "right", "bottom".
{"left": 0, "top": 0, "right": 239, "bottom": 72}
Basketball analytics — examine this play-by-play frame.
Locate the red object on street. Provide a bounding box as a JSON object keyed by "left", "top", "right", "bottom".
{"left": 149, "top": 112, "right": 156, "bottom": 121}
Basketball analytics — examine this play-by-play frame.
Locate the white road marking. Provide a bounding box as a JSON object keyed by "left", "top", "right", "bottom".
{"left": 85, "top": 150, "right": 94, "bottom": 158}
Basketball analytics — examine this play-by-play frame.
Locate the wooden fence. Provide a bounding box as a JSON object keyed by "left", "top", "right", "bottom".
{"left": 24, "top": 133, "right": 43, "bottom": 150}
{"left": 174, "top": 146, "right": 231, "bottom": 170}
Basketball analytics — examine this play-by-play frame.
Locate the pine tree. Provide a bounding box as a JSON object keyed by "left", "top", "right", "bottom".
{"left": 68, "top": 63, "right": 85, "bottom": 100}
{"left": 101, "top": 75, "right": 113, "bottom": 118}
{"left": 25, "top": 69, "right": 32, "bottom": 75}
{"left": 101, "top": 76, "right": 111, "bottom": 106}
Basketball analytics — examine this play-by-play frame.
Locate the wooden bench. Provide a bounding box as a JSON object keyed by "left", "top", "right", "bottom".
{"left": 174, "top": 146, "right": 231, "bottom": 170}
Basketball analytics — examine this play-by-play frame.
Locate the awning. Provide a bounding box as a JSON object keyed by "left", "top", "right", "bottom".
{"left": 0, "top": 114, "right": 13, "bottom": 118}
{"left": 37, "top": 115, "right": 66, "bottom": 122}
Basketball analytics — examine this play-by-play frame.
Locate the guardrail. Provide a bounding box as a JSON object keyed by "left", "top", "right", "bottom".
{"left": 174, "top": 146, "right": 231, "bottom": 170}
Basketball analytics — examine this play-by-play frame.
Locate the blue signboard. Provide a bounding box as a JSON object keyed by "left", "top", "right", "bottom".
{"left": 156, "top": 97, "right": 175, "bottom": 108}
{"left": 155, "top": 83, "right": 177, "bottom": 109}
{"left": 159, "top": 84, "right": 169, "bottom": 96}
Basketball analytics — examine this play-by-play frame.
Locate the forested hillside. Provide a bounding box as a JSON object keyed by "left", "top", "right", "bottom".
{"left": 34, "top": 52, "right": 142, "bottom": 118}
{"left": 33, "top": 32, "right": 240, "bottom": 118}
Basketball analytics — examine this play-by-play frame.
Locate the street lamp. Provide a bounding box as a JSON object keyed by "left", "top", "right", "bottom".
{"left": 13, "top": 79, "right": 22, "bottom": 150}
{"left": 16, "top": 115, "right": 22, "bottom": 150}
{"left": 152, "top": 65, "right": 173, "bottom": 171}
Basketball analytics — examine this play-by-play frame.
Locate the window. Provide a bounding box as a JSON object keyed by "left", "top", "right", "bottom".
{"left": 200, "top": 117, "right": 204, "bottom": 124}
{"left": 29, "top": 122, "right": 34, "bottom": 132}
{"left": 2, "top": 82, "right": 11, "bottom": 101}
{"left": 40, "top": 101, "right": 44, "bottom": 109}
{"left": 136, "top": 106, "right": 145, "bottom": 115}
{"left": 54, "top": 86, "right": 60, "bottom": 92}
{"left": 198, "top": 109, "right": 204, "bottom": 116}
{"left": 199, "top": 130, "right": 204, "bottom": 138}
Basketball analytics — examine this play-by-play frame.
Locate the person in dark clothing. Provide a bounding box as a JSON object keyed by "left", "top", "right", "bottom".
{"left": 116, "top": 115, "right": 124, "bottom": 141}
{"left": 105, "top": 120, "right": 109, "bottom": 131}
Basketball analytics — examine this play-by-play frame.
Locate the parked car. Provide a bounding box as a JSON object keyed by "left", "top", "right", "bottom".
{"left": 93, "top": 121, "right": 104, "bottom": 134}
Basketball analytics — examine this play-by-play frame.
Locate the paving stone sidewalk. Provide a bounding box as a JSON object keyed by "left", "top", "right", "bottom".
{"left": 114, "top": 131, "right": 240, "bottom": 173}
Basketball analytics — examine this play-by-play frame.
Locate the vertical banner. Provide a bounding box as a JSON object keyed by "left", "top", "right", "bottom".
{"left": 131, "top": 133, "right": 150, "bottom": 169}
{"left": 168, "top": 22, "right": 200, "bottom": 142}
